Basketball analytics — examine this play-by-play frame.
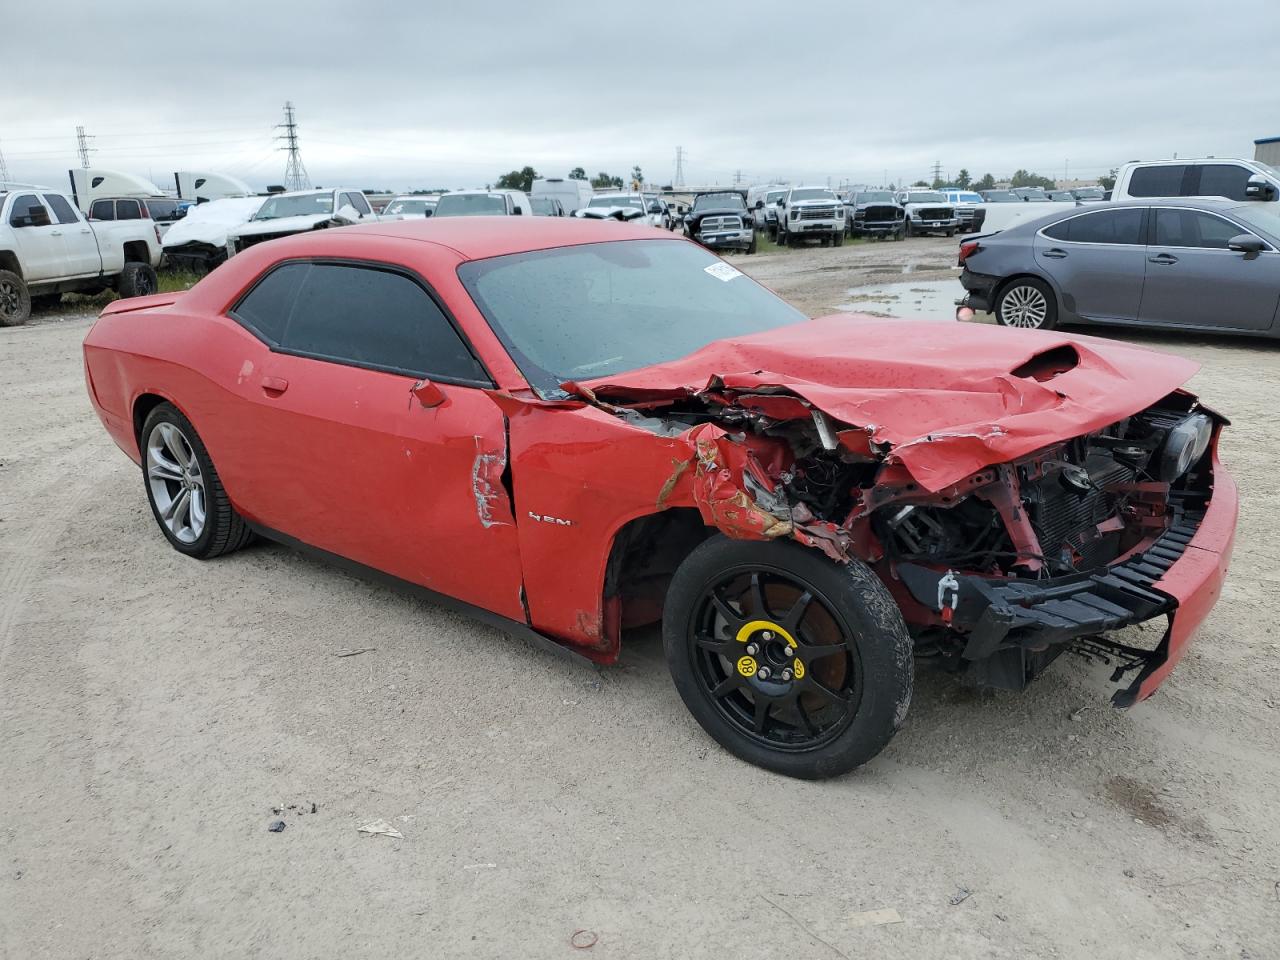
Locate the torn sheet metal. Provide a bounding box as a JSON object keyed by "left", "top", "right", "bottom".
{"left": 585, "top": 315, "right": 1200, "bottom": 492}
{"left": 471, "top": 435, "right": 513, "bottom": 528}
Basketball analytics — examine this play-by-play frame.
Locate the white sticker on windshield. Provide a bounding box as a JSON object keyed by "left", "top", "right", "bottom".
{"left": 704, "top": 262, "right": 743, "bottom": 282}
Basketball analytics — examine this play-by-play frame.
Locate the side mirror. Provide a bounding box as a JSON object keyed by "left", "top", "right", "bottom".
{"left": 755, "top": 200, "right": 764, "bottom": 209}
{"left": 1228, "top": 234, "right": 1265, "bottom": 256}
{"left": 332, "top": 203, "right": 362, "bottom": 225}
{"left": 648, "top": 203, "right": 662, "bottom": 213}
{"left": 411, "top": 379, "right": 446, "bottom": 408}
{"left": 512, "top": 206, "right": 523, "bottom": 216}
{"left": 1245, "top": 175, "right": 1277, "bottom": 201}
{"left": 12, "top": 205, "right": 51, "bottom": 228}
{"left": 777, "top": 200, "right": 786, "bottom": 209}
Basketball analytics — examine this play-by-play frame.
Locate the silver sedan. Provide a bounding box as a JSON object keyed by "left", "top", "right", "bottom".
{"left": 958, "top": 199, "right": 1280, "bottom": 336}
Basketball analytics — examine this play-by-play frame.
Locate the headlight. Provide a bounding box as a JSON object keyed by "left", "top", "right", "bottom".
{"left": 790, "top": 208, "right": 799, "bottom": 220}
{"left": 1156, "top": 413, "right": 1213, "bottom": 481}
{"left": 835, "top": 208, "right": 844, "bottom": 219}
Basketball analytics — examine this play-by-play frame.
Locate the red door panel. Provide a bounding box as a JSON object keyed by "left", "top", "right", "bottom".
{"left": 214, "top": 348, "right": 525, "bottom": 621}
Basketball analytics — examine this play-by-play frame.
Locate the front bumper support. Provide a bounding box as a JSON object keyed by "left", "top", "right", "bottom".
{"left": 896, "top": 453, "right": 1237, "bottom": 705}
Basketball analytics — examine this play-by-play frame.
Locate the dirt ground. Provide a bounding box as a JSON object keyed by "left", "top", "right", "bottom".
{"left": 2, "top": 235, "right": 1278, "bottom": 959}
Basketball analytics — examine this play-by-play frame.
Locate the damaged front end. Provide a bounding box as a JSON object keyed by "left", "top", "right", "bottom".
{"left": 578, "top": 325, "right": 1237, "bottom": 705}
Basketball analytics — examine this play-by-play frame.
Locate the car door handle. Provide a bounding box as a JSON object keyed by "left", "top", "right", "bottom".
{"left": 79, "top": 228, "right": 91, "bottom": 234}
{"left": 260, "top": 376, "right": 289, "bottom": 395}
{"left": 50, "top": 230, "right": 63, "bottom": 236}
{"left": 1042, "top": 247, "right": 1068, "bottom": 259}
{"left": 1148, "top": 253, "right": 1179, "bottom": 265}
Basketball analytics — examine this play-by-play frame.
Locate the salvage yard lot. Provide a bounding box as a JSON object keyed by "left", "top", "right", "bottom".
{"left": 2, "top": 235, "right": 1277, "bottom": 958}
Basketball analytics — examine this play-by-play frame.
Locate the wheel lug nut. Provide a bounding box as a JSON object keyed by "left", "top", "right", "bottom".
{"left": 785, "top": 646, "right": 795, "bottom": 657}
{"left": 746, "top": 643, "right": 758, "bottom": 655}
{"left": 757, "top": 666, "right": 771, "bottom": 680}
{"left": 781, "top": 669, "right": 792, "bottom": 681}
{"left": 762, "top": 631, "right": 774, "bottom": 641}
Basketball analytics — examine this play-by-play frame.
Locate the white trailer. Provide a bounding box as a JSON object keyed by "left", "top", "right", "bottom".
{"left": 531, "top": 178, "right": 593, "bottom": 216}
{"left": 67, "top": 168, "right": 165, "bottom": 214}
{"left": 174, "top": 171, "right": 254, "bottom": 204}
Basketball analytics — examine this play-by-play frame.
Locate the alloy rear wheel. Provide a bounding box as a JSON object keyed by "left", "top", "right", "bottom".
{"left": 996, "top": 278, "right": 1057, "bottom": 329}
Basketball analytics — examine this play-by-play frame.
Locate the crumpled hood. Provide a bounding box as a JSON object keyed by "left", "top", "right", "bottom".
{"left": 229, "top": 213, "right": 334, "bottom": 238}
{"left": 585, "top": 315, "right": 1201, "bottom": 492}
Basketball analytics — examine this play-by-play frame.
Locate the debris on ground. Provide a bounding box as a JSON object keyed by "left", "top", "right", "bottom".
{"left": 949, "top": 888, "right": 972, "bottom": 906}
{"left": 267, "top": 821, "right": 286, "bottom": 833}
{"left": 570, "top": 929, "right": 598, "bottom": 949}
{"left": 357, "top": 819, "right": 404, "bottom": 839}
{"left": 334, "top": 648, "right": 376, "bottom": 658}
{"left": 847, "top": 907, "right": 903, "bottom": 927}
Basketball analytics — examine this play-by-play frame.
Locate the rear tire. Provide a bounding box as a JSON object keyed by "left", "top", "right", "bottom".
{"left": 140, "top": 402, "right": 254, "bottom": 559}
{"left": 0, "top": 270, "right": 31, "bottom": 327}
{"left": 664, "top": 536, "right": 913, "bottom": 779}
{"left": 833, "top": 231, "right": 845, "bottom": 247}
{"left": 995, "top": 277, "right": 1057, "bottom": 330}
{"left": 117, "top": 262, "right": 158, "bottom": 299}
{"left": 746, "top": 233, "right": 758, "bottom": 255}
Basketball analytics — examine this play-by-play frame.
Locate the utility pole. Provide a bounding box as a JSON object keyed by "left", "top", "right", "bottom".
{"left": 0, "top": 140, "right": 9, "bottom": 183}
{"left": 277, "top": 101, "right": 311, "bottom": 191}
{"left": 76, "top": 125, "right": 95, "bottom": 168}
{"left": 674, "top": 146, "right": 685, "bottom": 187}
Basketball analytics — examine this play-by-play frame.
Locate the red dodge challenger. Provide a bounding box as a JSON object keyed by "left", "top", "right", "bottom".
{"left": 83, "top": 218, "right": 1237, "bottom": 778}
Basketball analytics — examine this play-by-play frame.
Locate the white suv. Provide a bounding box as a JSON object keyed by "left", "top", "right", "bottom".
{"left": 776, "top": 187, "right": 845, "bottom": 247}
{"left": 1112, "top": 158, "right": 1280, "bottom": 204}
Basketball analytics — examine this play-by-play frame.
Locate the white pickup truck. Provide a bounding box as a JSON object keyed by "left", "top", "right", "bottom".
{"left": 225, "top": 188, "right": 379, "bottom": 257}
{"left": 0, "top": 186, "right": 162, "bottom": 326}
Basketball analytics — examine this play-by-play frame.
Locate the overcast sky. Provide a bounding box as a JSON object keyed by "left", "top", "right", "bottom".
{"left": 4, "top": 0, "right": 1276, "bottom": 193}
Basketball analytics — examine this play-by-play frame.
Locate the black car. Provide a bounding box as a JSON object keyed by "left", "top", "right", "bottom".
{"left": 685, "top": 191, "right": 757, "bottom": 254}
{"left": 844, "top": 190, "right": 905, "bottom": 240}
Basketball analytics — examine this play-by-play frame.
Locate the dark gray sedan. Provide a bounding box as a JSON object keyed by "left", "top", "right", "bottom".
{"left": 959, "top": 199, "right": 1280, "bottom": 335}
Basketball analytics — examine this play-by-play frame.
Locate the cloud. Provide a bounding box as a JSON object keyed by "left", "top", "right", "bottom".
{"left": 3, "top": 0, "right": 1275, "bottom": 191}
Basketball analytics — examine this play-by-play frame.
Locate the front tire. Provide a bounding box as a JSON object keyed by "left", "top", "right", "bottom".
{"left": 663, "top": 536, "right": 913, "bottom": 779}
{"left": 833, "top": 231, "right": 845, "bottom": 247}
{"left": 0, "top": 270, "right": 31, "bottom": 327}
{"left": 118, "top": 261, "right": 158, "bottom": 299}
{"left": 140, "top": 403, "right": 254, "bottom": 559}
{"left": 995, "top": 277, "right": 1057, "bottom": 330}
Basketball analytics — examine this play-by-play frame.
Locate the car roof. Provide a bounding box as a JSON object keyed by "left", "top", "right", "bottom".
{"left": 344, "top": 215, "right": 674, "bottom": 260}
{"left": 1001, "top": 197, "right": 1266, "bottom": 233}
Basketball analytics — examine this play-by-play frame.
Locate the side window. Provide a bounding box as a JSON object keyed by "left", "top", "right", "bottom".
{"left": 1127, "top": 165, "right": 1188, "bottom": 198}
{"left": 10, "top": 194, "right": 45, "bottom": 225}
{"left": 1194, "top": 164, "right": 1253, "bottom": 201}
{"left": 349, "top": 192, "right": 372, "bottom": 215}
{"left": 1154, "top": 209, "right": 1248, "bottom": 250}
{"left": 230, "top": 262, "right": 310, "bottom": 344}
{"left": 1060, "top": 209, "right": 1144, "bottom": 244}
{"left": 44, "top": 194, "right": 81, "bottom": 224}
{"left": 90, "top": 199, "right": 115, "bottom": 220}
{"left": 280, "top": 263, "right": 488, "bottom": 382}
{"left": 146, "top": 199, "right": 181, "bottom": 222}
{"left": 116, "top": 200, "right": 142, "bottom": 220}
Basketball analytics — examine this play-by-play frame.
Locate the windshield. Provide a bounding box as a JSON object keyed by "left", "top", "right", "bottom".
{"left": 1229, "top": 204, "right": 1280, "bottom": 240}
{"left": 385, "top": 198, "right": 435, "bottom": 216}
{"left": 435, "top": 193, "right": 507, "bottom": 217}
{"left": 1255, "top": 162, "right": 1280, "bottom": 180}
{"left": 1072, "top": 188, "right": 1104, "bottom": 199}
{"left": 766, "top": 191, "right": 786, "bottom": 203}
{"left": 253, "top": 192, "right": 333, "bottom": 220}
{"left": 789, "top": 188, "right": 836, "bottom": 202}
{"left": 953, "top": 192, "right": 983, "bottom": 203}
{"left": 906, "top": 192, "right": 945, "bottom": 203}
{"left": 145, "top": 199, "right": 184, "bottom": 222}
{"left": 983, "top": 191, "right": 1019, "bottom": 202}
{"left": 530, "top": 197, "right": 559, "bottom": 214}
{"left": 458, "top": 239, "right": 807, "bottom": 396}
{"left": 855, "top": 191, "right": 893, "bottom": 203}
{"left": 588, "top": 195, "right": 644, "bottom": 210}
{"left": 693, "top": 193, "right": 746, "bottom": 211}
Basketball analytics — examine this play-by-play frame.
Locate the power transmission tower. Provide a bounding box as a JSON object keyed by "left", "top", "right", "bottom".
{"left": 733, "top": 169, "right": 743, "bottom": 185}
{"left": 277, "top": 102, "right": 311, "bottom": 191}
{"left": 931, "top": 160, "right": 942, "bottom": 184}
{"left": 76, "top": 126, "right": 95, "bottom": 168}
{"left": 674, "top": 146, "right": 685, "bottom": 187}
{"left": 0, "top": 140, "right": 9, "bottom": 183}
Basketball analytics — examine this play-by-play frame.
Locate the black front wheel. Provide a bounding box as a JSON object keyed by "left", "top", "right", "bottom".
{"left": 664, "top": 536, "right": 913, "bottom": 779}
